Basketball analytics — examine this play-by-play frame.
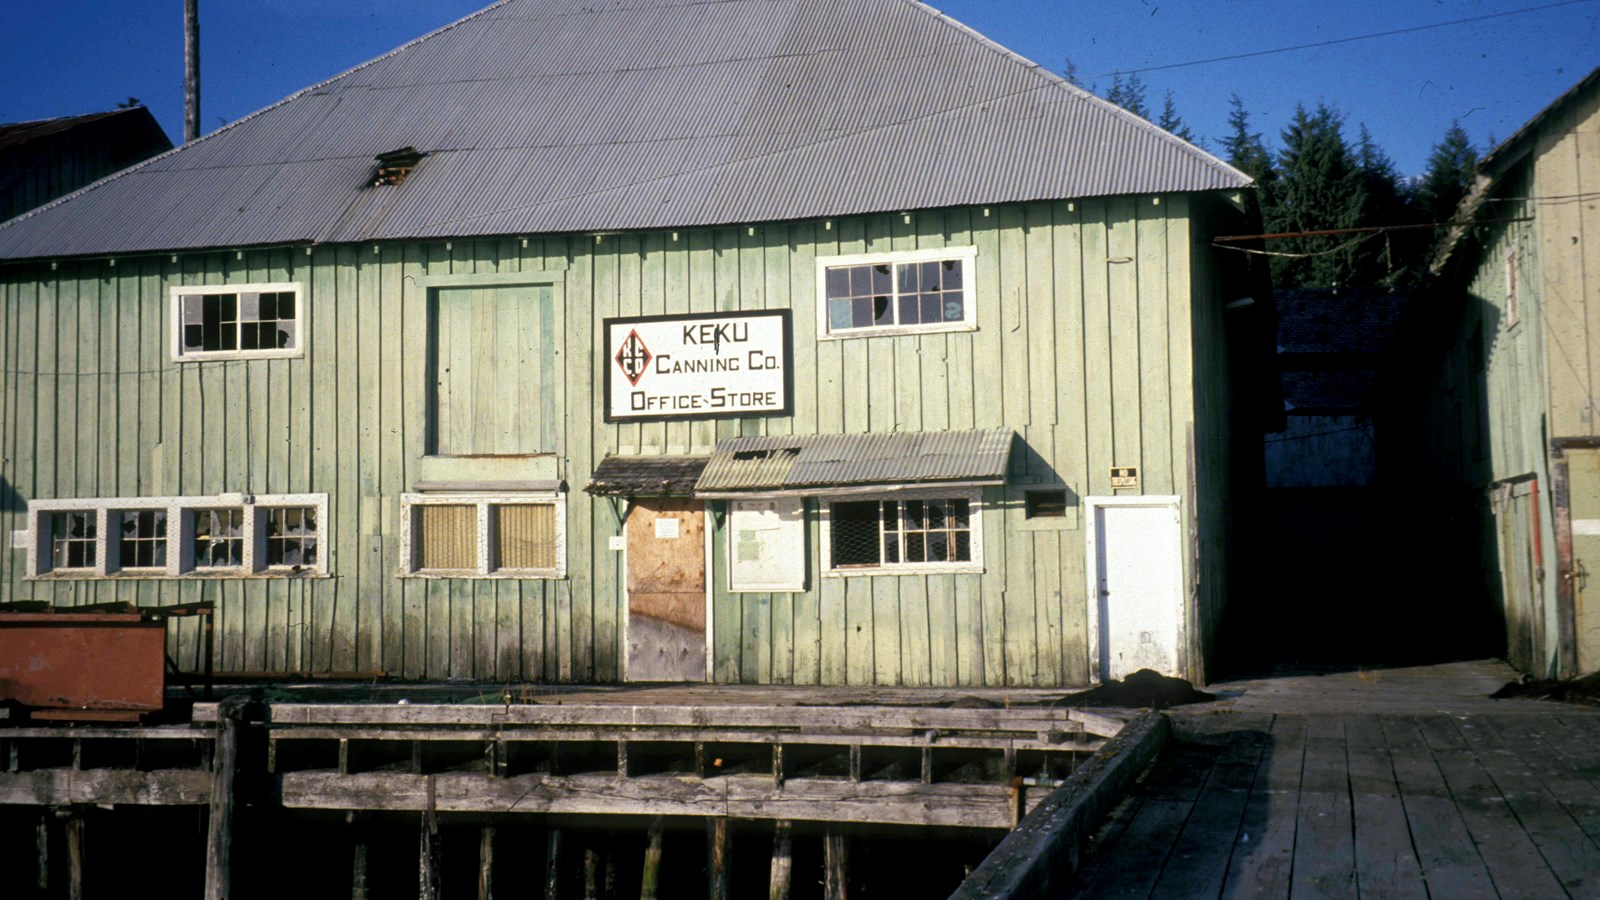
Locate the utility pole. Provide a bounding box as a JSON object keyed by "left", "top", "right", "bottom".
{"left": 184, "top": 0, "right": 200, "bottom": 142}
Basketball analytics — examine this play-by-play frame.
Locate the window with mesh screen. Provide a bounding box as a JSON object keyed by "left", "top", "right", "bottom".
{"left": 828, "top": 496, "right": 976, "bottom": 571}
{"left": 415, "top": 504, "right": 479, "bottom": 571}
{"left": 493, "top": 503, "right": 558, "bottom": 571}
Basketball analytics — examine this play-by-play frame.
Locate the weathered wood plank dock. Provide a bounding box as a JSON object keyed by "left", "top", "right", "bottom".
{"left": 1063, "top": 661, "right": 1600, "bottom": 899}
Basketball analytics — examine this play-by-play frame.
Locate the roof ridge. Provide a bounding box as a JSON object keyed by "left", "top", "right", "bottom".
{"left": 0, "top": 0, "right": 513, "bottom": 236}
{"left": 896, "top": 0, "right": 1253, "bottom": 187}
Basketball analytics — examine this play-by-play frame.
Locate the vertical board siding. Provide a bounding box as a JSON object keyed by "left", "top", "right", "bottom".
{"left": 0, "top": 196, "right": 1223, "bottom": 687}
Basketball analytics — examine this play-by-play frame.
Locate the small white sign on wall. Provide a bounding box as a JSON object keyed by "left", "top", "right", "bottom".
{"left": 729, "top": 498, "right": 806, "bottom": 592}
{"left": 655, "top": 518, "right": 681, "bottom": 539}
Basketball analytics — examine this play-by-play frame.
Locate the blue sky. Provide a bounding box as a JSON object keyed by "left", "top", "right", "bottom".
{"left": 3, "top": 0, "right": 1596, "bottom": 179}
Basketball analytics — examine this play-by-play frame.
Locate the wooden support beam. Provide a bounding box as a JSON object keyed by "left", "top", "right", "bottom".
{"left": 618, "top": 739, "right": 632, "bottom": 777}
{"left": 205, "top": 696, "right": 246, "bottom": 900}
{"left": 823, "top": 825, "right": 848, "bottom": 900}
{"left": 920, "top": 747, "right": 933, "bottom": 785}
{"left": 584, "top": 838, "right": 600, "bottom": 900}
{"left": 65, "top": 809, "right": 85, "bottom": 900}
{"left": 478, "top": 826, "right": 495, "bottom": 900}
{"left": 36, "top": 810, "right": 50, "bottom": 892}
{"left": 772, "top": 744, "right": 785, "bottom": 788}
{"left": 641, "top": 816, "right": 664, "bottom": 900}
{"left": 769, "top": 820, "right": 792, "bottom": 900}
{"left": 848, "top": 746, "right": 861, "bottom": 783}
{"left": 708, "top": 818, "right": 730, "bottom": 900}
{"left": 545, "top": 828, "right": 564, "bottom": 900}
{"left": 604, "top": 833, "right": 617, "bottom": 898}
{"left": 419, "top": 777, "right": 440, "bottom": 900}
{"left": 350, "top": 813, "right": 369, "bottom": 900}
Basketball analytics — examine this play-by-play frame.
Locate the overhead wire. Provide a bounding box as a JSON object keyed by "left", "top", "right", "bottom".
{"left": 1094, "top": 0, "right": 1599, "bottom": 77}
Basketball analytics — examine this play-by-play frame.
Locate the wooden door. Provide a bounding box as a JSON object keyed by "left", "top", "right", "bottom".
{"left": 1570, "top": 451, "right": 1600, "bottom": 671}
{"left": 626, "top": 498, "right": 707, "bottom": 681}
{"left": 1090, "top": 499, "right": 1183, "bottom": 682}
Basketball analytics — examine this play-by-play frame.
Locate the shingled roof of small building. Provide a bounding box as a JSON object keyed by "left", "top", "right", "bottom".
{"left": 0, "top": 0, "right": 1250, "bottom": 261}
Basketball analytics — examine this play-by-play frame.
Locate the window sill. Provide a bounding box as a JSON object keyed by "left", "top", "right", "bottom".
{"left": 400, "top": 570, "right": 566, "bottom": 580}
{"left": 27, "top": 570, "right": 329, "bottom": 581}
{"left": 819, "top": 321, "right": 978, "bottom": 341}
{"left": 824, "top": 563, "right": 983, "bottom": 577}
{"left": 173, "top": 348, "right": 304, "bottom": 363}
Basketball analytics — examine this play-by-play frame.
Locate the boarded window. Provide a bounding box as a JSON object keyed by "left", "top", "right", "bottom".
{"left": 416, "top": 504, "right": 478, "bottom": 570}
{"left": 493, "top": 504, "right": 557, "bottom": 571}
{"left": 429, "top": 283, "right": 556, "bottom": 454}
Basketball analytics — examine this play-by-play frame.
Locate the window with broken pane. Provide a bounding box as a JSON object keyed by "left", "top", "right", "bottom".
{"left": 264, "top": 506, "right": 317, "bottom": 568}
{"left": 819, "top": 249, "right": 974, "bottom": 337}
{"left": 175, "top": 284, "right": 301, "bottom": 358}
{"left": 48, "top": 510, "right": 96, "bottom": 570}
{"left": 193, "top": 508, "right": 245, "bottom": 568}
{"left": 118, "top": 509, "right": 167, "bottom": 569}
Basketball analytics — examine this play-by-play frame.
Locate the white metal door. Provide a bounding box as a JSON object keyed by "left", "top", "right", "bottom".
{"left": 1087, "top": 498, "right": 1183, "bottom": 682}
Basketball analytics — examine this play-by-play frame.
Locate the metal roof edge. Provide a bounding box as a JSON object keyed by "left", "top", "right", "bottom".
{"left": 1431, "top": 64, "right": 1600, "bottom": 276}
{"left": 901, "top": 0, "right": 1252, "bottom": 190}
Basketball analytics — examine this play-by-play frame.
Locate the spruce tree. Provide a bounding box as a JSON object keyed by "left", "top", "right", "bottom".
{"left": 1104, "top": 72, "right": 1150, "bottom": 120}
{"left": 1269, "top": 103, "right": 1366, "bottom": 289}
{"left": 1158, "top": 91, "right": 1196, "bottom": 143}
{"left": 1221, "top": 95, "right": 1276, "bottom": 185}
{"left": 1416, "top": 121, "right": 1479, "bottom": 232}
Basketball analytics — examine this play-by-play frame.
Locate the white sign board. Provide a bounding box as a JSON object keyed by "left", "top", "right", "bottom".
{"left": 604, "top": 311, "right": 793, "bottom": 422}
{"left": 728, "top": 498, "right": 806, "bottom": 593}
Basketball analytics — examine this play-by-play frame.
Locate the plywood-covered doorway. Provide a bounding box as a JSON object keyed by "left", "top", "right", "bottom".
{"left": 625, "top": 498, "right": 707, "bottom": 681}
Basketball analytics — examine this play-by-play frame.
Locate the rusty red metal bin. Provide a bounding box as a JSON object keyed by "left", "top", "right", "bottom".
{"left": 0, "top": 611, "right": 166, "bottom": 717}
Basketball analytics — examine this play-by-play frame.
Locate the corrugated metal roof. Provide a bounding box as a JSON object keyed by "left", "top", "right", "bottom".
{"left": 0, "top": 0, "right": 1250, "bottom": 260}
{"left": 697, "top": 429, "right": 1013, "bottom": 493}
{"left": 586, "top": 455, "right": 709, "bottom": 496}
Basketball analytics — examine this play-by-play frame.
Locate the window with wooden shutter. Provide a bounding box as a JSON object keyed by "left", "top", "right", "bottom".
{"left": 415, "top": 504, "right": 478, "bottom": 571}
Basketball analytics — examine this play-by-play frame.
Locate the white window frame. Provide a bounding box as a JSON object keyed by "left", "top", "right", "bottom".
{"left": 25, "top": 494, "right": 329, "bottom": 579}
{"left": 818, "top": 489, "right": 984, "bottom": 576}
{"left": 399, "top": 492, "right": 567, "bottom": 579}
{"left": 815, "top": 246, "right": 978, "bottom": 339}
{"left": 170, "top": 281, "right": 305, "bottom": 361}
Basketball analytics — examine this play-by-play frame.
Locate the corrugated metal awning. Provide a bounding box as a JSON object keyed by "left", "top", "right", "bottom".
{"left": 696, "top": 429, "right": 1013, "bottom": 495}
{"left": 585, "top": 455, "right": 709, "bottom": 496}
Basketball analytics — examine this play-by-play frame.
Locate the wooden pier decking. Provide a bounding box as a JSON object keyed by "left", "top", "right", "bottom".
{"left": 1062, "top": 661, "right": 1600, "bottom": 899}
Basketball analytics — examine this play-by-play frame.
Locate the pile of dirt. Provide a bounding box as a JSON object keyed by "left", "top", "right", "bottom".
{"left": 1492, "top": 671, "right": 1600, "bottom": 706}
{"left": 1051, "top": 668, "right": 1216, "bottom": 710}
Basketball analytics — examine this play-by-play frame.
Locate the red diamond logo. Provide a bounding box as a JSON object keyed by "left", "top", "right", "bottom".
{"left": 615, "top": 329, "right": 652, "bottom": 386}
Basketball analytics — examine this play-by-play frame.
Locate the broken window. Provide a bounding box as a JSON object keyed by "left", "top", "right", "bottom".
{"left": 27, "top": 494, "right": 328, "bottom": 579}
{"left": 402, "top": 494, "right": 566, "bottom": 578}
{"left": 825, "top": 493, "right": 981, "bottom": 573}
{"left": 118, "top": 509, "right": 168, "bottom": 569}
{"left": 48, "top": 511, "right": 97, "bottom": 570}
{"left": 264, "top": 506, "right": 318, "bottom": 568}
{"left": 193, "top": 508, "right": 245, "bottom": 568}
{"left": 818, "top": 247, "right": 976, "bottom": 337}
{"left": 173, "top": 283, "right": 301, "bottom": 359}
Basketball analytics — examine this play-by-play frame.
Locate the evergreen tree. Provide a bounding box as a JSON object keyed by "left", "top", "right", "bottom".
{"left": 1353, "top": 122, "right": 1423, "bottom": 285}
{"left": 1269, "top": 103, "right": 1366, "bottom": 289}
{"left": 1221, "top": 95, "right": 1275, "bottom": 185}
{"left": 1104, "top": 72, "right": 1149, "bottom": 119}
{"left": 1157, "top": 91, "right": 1196, "bottom": 143}
{"left": 1061, "top": 56, "right": 1084, "bottom": 88}
{"left": 1415, "top": 121, "right": 1479, "bottom": 231}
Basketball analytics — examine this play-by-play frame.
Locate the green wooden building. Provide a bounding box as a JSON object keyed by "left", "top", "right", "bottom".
{"left": 1387, "top": 66, "right": 1600, "bottom": 679}
{"left": 0, "top": 0, "right": 1270, "bottom": 688}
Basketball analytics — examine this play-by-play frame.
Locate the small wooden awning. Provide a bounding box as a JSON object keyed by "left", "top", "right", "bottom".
{"left": 695, "top": 429, "right": 1013, "bottom": 497}
{"left": 584, "top": 455, "right": 709, "bottom": 497}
